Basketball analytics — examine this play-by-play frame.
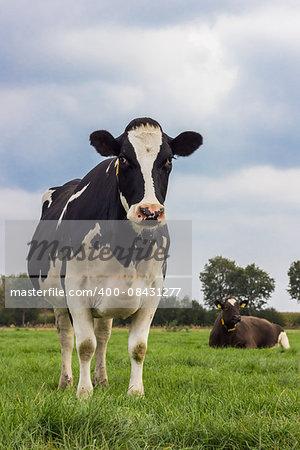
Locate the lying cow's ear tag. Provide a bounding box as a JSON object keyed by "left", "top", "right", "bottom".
{"left": 240, "top": 302, "right": 246, "bottom": 308}
{"left": 217, "top": 303, "right": 222, "bottom": 309}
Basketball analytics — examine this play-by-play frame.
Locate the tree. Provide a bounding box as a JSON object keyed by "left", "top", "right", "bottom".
{"left": 199, "top": 257, "right": 275, "bottom": 311}
{"left": 0, "top": 274, "right": 39, "bottom": 326}
{"left": 199, "top": 256, "right": 241, "bottom": 307}
{"left": 152, "top": 296, "right": 217, "bottom": 327}
{"left": 287, "top": 261, "right": 300, "bottom": 303}
{"left": 239, "top": 264, "right": 275, "bottom": 312}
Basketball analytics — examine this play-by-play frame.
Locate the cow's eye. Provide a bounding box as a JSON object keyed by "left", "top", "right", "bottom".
{"left": 164, "top": 158, "right": 173, "bottom": 170}
{"left": 119, "top": 156, "right": 127, "bottom": 165}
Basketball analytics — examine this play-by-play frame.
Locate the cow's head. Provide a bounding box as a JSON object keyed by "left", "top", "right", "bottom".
{"left": 90, "top": 117, "right": 202, "bottom": 222}
{"left": 214, "top": 297, "right": 248, "bottom": 331}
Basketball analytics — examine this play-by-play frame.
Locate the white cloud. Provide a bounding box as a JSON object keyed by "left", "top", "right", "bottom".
{"left": 216, "top": 3, "right": 300, "bottom": 50}
{"left": 166, "top": 165, "right": 300, "bottom": 312}
{"left": 0, "top": 19, "right": 239, "bottom": 174}
{"left": 0, "top": 188, "right": 42, "bottom": 274}
{"left": 167, "top": 165, "right": 300, "bottom": 210}
{"left": 0, "top": 189, "right": 42, "bottom": 221}
{"left": 1, "top": 1, "right": 300, "bottom": 178}
{"left": 37, "top": 23, "right": 237, "bottom": 121}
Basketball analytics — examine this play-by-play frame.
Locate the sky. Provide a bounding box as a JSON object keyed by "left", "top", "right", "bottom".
{"left": 0, "top": 0, "right": 299, "bottom": 311}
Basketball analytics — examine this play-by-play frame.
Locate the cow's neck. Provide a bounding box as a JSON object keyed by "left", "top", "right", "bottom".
{"left": 220, "top": 317, "right": 237, "bottom": 333}
{"left": 67, "top": 159, "right": 127, "bottom": 220}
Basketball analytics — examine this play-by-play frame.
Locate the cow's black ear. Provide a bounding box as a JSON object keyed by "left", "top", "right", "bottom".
{"left": 169, "top": 131, "right": 203, "bottom": 157}
{"left": 90, "top": 130, "right": 121, "bottom": 156}
{"left": 240, "top": 300, "right": 248, "bottom": 308}
{"left": 215, "top": 300, "right": 223, "bottom": 309}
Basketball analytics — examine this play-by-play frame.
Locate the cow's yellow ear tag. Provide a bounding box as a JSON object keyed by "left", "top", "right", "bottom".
{"left": 217, "top": 303, "right": 222, "bottom": 309}
{"left": 116, "top": 159, "right": 119, "bottom": 176}
{"left": 240, "top": 303, "right": 246, "bottom": 308}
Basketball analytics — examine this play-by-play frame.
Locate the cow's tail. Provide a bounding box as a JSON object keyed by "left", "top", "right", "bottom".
{"left": 278, "top": 331, "right": 290, "bottom": 349}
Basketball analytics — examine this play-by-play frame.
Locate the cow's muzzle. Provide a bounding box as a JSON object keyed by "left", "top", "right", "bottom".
{"left": 232, "top": 315, "right": 241, "bottom": 324}
{"left": 139, "top": 206, "right": 164, "bottom": 220}
{"left": 126, "top": 203, "right": 166, "bottom": 223}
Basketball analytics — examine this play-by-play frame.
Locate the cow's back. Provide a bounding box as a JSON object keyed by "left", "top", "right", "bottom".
{"left": 241, "top": 316, "right": 284, "bottom": 348}
{"left": 41, "top": 179, "right": 81, "bottom": 220}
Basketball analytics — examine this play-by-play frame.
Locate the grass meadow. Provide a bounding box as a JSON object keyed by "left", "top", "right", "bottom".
{"left": 0, "top": 328, "right": 299, "bottom": 449}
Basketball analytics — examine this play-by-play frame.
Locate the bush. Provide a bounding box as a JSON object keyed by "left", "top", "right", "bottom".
{"left": 252, "top": 308, "right": 285, "bottom": 327}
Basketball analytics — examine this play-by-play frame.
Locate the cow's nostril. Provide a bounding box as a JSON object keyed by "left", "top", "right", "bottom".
{"left": 138, "top": 205, "right": 165, "bottom": 221}
{"left": 154, "top": 208, "right": 164, "bottom": 218}
{"left": 140, "top": 207, "right": 154, "bottom": 218}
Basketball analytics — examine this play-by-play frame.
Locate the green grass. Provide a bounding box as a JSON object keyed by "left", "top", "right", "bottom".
{"left": 0, "top": 328, "right": 299, "bottom": 449}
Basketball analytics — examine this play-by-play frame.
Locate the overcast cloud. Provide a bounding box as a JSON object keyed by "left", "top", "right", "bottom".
{"left": 0, "top": 0, "right": 299, "bottom": 310}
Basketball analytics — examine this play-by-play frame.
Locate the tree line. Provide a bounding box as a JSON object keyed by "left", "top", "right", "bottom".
{"left": 0, "top": 257, "right": 299, "bottom": 327}
{"left": 199, "top": 256, "right": 300, "bottom": 311}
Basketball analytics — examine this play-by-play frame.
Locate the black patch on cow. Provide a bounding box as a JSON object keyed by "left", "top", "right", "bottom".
{"left": 90, "top": 131, "right": 120, "bottom": 157}
{"left": 41, "top": 179, "right": 81, "bottom": 219}
{"left": 152, "top": 135, "right": 173, "bottom": 204}
{"left": 169, "top": 131, "right": 203, "bottom": 157}
{"left": 116, "top": 136, "right": 145, "bottom": 208}
{"left": 124, "top": 117, "right": 162, "bottom": 133}
{"left": 64, "top": 159, "right": 126, "bottom": 220}
{"left": 28, "top": 180, "right": 81, "bottom": 292}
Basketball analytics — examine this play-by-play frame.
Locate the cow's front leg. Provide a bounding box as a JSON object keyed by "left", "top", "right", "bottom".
{"left": 127, "top": 308, "right": 156, "bottom": 396}
{"left": 93, "top": 318, "right": 113, "bottom": 387}
{"left": 70, "top": 307, "right": 96, "bottom": 399}
{"left": 54, "top": 308, "right": 74, "bottom": 389}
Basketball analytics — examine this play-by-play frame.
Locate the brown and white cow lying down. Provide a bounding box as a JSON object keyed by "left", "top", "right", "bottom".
{"left": 209, "top": 297, "right": 290, "bottom": 349}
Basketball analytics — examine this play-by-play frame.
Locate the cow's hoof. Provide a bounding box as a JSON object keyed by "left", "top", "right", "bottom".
{"left": 92, "top": 377, "right": 108, "bottom": 388}
{"left": 58, "top": 375, "right": 73, "bottom": 390}
{"left": 76, "top": 385, "right": 93, "bottom": 399}
{"left": 127, "top": 386, "right": 144, "bottom": 397}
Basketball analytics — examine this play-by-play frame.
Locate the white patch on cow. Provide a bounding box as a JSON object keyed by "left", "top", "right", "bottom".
{"left": 65, "top": 221, "right": 164, "bottom": 314}
{"left": 106, "top": 159, "right": 115, "bottom": 174}
{"left": 127, "top": 124, "right": 163, "bottom": 220}
{"left": 42, "top": 189, "right": 55, "bottom": 208}
{"left": 227, "top": 297, "right": 237, "bottom": 306}
{"left": 82, "top": 222, "right": 101, "bottom": 246}
{"left": 277, "top": 331, "right": 290, "bottom": 349}
{"left": 57, "top": 183, "right": 90, "bottom": 227}
{"left": 38, "top": 258, "right": 65, "bottom": 308}
{"left": 106, "top": 158, "right": 128, "bottom": 210}
{"left": 120, "top": 192, "right": 129, "bottom": 212}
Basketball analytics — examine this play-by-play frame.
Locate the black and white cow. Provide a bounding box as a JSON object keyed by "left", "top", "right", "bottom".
{"left": 28, "top": 117, "right": 202, "bottom": 398}
{"left": 209, "top": 297, "right": 290, "bottom": 349}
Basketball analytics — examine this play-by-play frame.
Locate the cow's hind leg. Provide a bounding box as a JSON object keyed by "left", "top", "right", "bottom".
{"left": 127, "top": 308, "right": 155, "bottom": 396}
{"left": 54, "top": 308, "right": 74, "bottom": 389}
{"left": 93, "top": 318, "right": 112, "bottom": 388}
{"left": 70, "top": 308, "right": 96, "bottom": 399}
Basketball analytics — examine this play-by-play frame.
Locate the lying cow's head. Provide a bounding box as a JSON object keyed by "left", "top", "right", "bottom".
{"left": 215, "top": 297, "right": 248, "bottom": 331}
{"left": 90, "top": 117, "right": 202, "bottom": 222}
